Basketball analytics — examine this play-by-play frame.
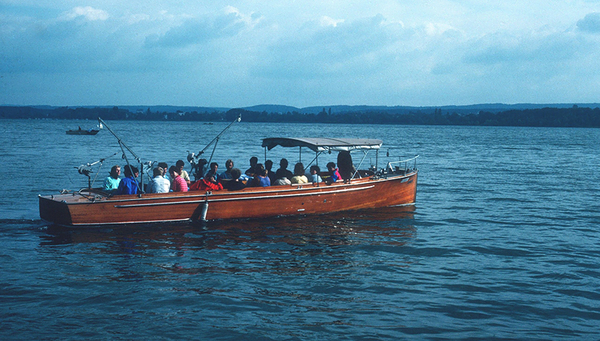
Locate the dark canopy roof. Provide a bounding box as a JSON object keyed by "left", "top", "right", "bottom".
{"left": 262, "top": 137, "right": 382, "bottom": 152}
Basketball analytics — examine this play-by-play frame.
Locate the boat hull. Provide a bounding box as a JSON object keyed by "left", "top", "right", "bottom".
{"left": 39, "top": 172, "right": 417, "bottom": 226}
{"left": 66, "top": 130, "right": 99, "bottom": 135}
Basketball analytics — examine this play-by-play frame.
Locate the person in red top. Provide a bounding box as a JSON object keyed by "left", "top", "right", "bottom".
{"left": 169, "top": 166, "right": 188, "bottom": 192}
{"left": 326, "top": 162, "right": 342, "bottom": 184}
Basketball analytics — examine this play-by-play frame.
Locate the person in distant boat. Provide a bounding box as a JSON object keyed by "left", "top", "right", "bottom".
{"left": 290, "top": 163, "right": 308, "bottom": 184}
{"left": 176, "top": 160, "right": 191, "bottom": 186}
{"left": 219, "top": 159, "right": 234, "bottom": 180}
{"left": 275, "top": 158, "right": 293, "bottom": 181}
{"left": 148, "top": 167, "right": 170, "bottom": 193}
{"left": 325, "top": 162, "right": 341, "bottom": 184}
{"left": 309, "top": 165, "right": 323, "bottom": 183}
{"left": 103, "top": 165, "right": 121, "bottom": 193}
{"left": 169, "top": 166, "right": 188, "bottom": 192}
{"left": 245, "top": 156, "right": 259, "bottom": 177}
{"left": 204, "top": 162, "right": 219, "bottom": 184}
{"left": 116, "top": 165, "right": 139, "bottom": 195}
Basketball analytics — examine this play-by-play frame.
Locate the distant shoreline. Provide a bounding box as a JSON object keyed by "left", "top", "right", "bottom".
{"left": 2, "top": 104, "right": 600, "bottom": 128}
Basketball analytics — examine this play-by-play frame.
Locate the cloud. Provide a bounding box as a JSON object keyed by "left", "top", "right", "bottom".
{"left": 145, "top": 7, "right": 261, "bottom": 48}
{"left": 577, "top": 12, "right": 600, "bottom": 33}
{"left": 61, "top": 6, "right": 109, "bottom": 21}
{"left": 255, "top": 14, "right": 409, "bottom": 79}
{"left": 3, "top": 3, "right": 600, "bottom": 106}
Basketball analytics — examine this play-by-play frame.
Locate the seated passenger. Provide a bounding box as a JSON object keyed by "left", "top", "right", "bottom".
{"left": 250, "top": 164, "right": 270, "bottom": 187}
{"left": 219, "top": 159, "right": 234, "bottom": 180}
{"left": 274, "top": 177, "right": 291, "bottom": 186}
{"left": 274, "top": 158, "right": 293, "bottom": 181}
{"left": 325, "top": 162, "right": 341, "bottom": 184}
{"left": 158, "top": 162, "right": 170, "bottom": 182}
{"left": 222, "top": 168, "right": 246, "bottom": 190}
{"left": 310, "top": 165, "right": 323, "bottom": 183}
{"left": 169, "top": 166, "right": 189, "bottom": 192}
{"left": 176, "top": 160, "right": 191, "bottom": 186}
{"left": 103, "top": 165, "right": 121, "bottom": 192}
{"left": 116, "top": 165, "right": 139, "bottom": 195}
{"left": 290, "top": 163, "right": 308, "bottom": 184}
{"left": 148, "top": 167, "right": 170, "bottom": 193}
{"left": 205, "top": 162, "right": 219, "bottom": 184}
{"left": 265, "top": 159, "right": 276, "bottom": 184}
{"left": 245, "top": 156, "right": 258, "bottom": 177}
{"left": 191, "top": 158, "right": 208, "bottom": 181}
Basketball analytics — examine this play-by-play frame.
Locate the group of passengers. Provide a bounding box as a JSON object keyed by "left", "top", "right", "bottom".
{"left": 102, "top": 155, "right": 346, "bottom": 196}
{"left": 102, "top": 160, "right": 191, "bottom": 195}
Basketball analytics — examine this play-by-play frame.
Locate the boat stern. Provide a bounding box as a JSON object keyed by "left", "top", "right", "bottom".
{"left": 39, "top": 194, "right": 73, "bottom": 226}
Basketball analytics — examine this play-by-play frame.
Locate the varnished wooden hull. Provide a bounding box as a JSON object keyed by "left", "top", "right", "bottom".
{"left": 39, "top": 172, "right": 417, "bottom": 226}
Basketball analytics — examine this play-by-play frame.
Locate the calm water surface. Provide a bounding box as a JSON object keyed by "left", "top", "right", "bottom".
{"left": 1, "top": 119, "right": 599, "bottom": 340}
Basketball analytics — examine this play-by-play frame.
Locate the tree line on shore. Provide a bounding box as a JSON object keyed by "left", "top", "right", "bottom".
{"left": 2, "top": 105, "right": 600, "bottom": 128}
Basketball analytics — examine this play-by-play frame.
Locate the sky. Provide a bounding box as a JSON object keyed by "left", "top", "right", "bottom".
{"left": 2, "top": 1, "right": 600, "bottom": 108}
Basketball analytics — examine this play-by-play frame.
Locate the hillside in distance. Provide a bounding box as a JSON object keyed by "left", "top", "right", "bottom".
{"left": 3, "top": 103, "right": 600, "bottom": 127}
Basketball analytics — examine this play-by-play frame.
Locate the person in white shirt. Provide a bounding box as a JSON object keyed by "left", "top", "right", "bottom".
{"left": 148, "top": 167, "right": 170, "bottom": 193}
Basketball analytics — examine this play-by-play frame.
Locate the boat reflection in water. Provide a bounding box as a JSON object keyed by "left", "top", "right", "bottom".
{"left": 40, "top": 205, "right": 417, "bottom": 278}
{"left": 41, "top": 205, "right": 416, "bottom": 248}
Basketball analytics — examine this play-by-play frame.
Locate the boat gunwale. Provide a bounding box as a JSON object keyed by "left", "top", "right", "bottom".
{"left": 113, "top": 183, "right": 377, "bottom": 208}
{"left": 38, "top": 171, "right": 417, "bottom": 205}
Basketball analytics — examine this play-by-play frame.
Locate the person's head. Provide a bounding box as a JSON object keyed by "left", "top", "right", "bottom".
{"left": 310, "top": 165, "right": 320, "bottom": 174}
{"left": 169, "top": 165, "right": 179, "bottom": 178}
{"left": 124, "top": 165, "right": 139, "bottom": 178}
{"left": 225, "top": 159, "right": 234, "bottom": 170}
{"left": 249, "top": 156, "right": 258, "bottom": 167}
{"left": 326, "top": 162, "right": 336, "bottom": 172}
{"left": 153, "top": 167, "right": 164, "bottom": 177}
{"left": 279, "top": 158, "right": 288, "bottom": 169}
{"left": 110, "top": 165, "right": 121, "bottom": 178}
{"left": 230, "top": 168, "right": 242, "bottom": 179}
{"left": 210, "top": 162, "right": 218, "bottom": 172}
{"left": 265, "top": 159, "right": 273, "bottom": 170}
{"left": 158, "top": 162, "right": 168, "bottom": 170}
{"left": 176, "top": 160, "right": 185, "bottom": 170}
{"left": 255, "top": 163, "right": 265, "bottom": 175}
{"left": 293, "top": 162, "right": 304, "bottom": 176}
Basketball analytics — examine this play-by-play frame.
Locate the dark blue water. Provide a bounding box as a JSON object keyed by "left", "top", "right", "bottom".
{"left": 1, "top": 120, "right": 599, "bottom": 340}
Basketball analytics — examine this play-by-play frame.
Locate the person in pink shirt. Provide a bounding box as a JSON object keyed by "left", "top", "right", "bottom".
{"left": 169, "top": 166, "right": 188, "bottom": 192}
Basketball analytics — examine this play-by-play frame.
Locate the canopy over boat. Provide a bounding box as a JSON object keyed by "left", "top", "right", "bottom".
{"left": 262, "top": 137, "right": 383, "bottom": 153}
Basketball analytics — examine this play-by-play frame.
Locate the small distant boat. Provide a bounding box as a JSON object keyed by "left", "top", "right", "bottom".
{"left": 66, "top": 126, "right": 100, "bottom": 135}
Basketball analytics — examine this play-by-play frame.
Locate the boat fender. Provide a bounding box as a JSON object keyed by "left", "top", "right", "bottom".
{"left": 201, "top": 201, "right": 209, "bottom": 222}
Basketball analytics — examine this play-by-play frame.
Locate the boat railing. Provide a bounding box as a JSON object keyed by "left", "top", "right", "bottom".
{"left": 385, "top": 155, "right": 419, "bottom": 176}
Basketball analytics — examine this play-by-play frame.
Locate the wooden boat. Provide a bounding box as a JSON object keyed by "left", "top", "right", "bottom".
{"left": 66, "top": 128, "right": 100, "bottom": 135}
{"left": 39, "top": 137, "right": 418, "bottom": 227}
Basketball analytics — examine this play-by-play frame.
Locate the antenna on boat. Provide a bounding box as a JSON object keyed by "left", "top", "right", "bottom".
{"left": 97, "top": 117, "right": 145, "bottom": 193}
{"left": 189, "top": 114, "right": 241, "bottom": 179}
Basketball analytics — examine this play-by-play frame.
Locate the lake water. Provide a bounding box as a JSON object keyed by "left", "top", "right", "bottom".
{"left": 1, "top": 119, "right": 599, "bottom": 340}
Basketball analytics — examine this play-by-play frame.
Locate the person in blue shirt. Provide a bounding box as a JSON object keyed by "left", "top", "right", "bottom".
{"left": 116, "top": 165, "right": 139, "bottom": 195}
{"left": 219, "top": 159, "right": 234, "bottom": 180}
{"left": 326, "top": 162, "right": 341, "bottom": 184}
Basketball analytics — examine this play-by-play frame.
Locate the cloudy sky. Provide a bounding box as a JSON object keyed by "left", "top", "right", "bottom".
{"left": 2, "top": 1, "right": 600, "bottom": 107}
